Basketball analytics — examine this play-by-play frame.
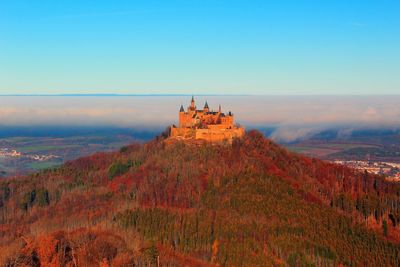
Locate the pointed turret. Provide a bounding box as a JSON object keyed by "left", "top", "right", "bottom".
{"left": 179, "top": 105, "right": 184, "bottom": 112}
{"left": 204, "top": 101, "right": 209, "bottom": 112}
{"left": 218, "top": 105, "right": 221, "bottom": 113}
{"left": 190, "top": 96, "right": 196, "bottom": 110}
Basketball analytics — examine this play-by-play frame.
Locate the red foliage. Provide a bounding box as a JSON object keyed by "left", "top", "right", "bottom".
{"left": 2, "top": 130, "right": 400, "bottom": 265}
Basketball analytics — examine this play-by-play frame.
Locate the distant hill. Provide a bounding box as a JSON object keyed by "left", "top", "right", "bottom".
{"left": 0, "top": 130, "right": 399, "bottom": 266}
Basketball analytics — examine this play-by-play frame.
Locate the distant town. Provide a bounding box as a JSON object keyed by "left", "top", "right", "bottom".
{"left": 0, "top": 131, "right": 142, "bottom": 177}
{"left": 284, "top": 131, "right": 400, "bottom": 183}
{"left": 0, "top": 147, "right": 59, "bottom": 161}
{"left": 333, "top": 160, "right": 400, "bottom": 182}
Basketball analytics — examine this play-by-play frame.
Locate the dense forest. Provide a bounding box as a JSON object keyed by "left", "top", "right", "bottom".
{"left": 0, "top": 130, "right": 400, "bottom": 266}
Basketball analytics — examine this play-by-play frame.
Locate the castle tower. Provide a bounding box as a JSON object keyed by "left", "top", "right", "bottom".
{"left": 179, "top": 105, "right": 185, "bottom": 128}
{"left": 204, "top": 101, "right": 209, "bottom": 113}
{"left": 190, "top": 96, "right": 196, "bottom": 110}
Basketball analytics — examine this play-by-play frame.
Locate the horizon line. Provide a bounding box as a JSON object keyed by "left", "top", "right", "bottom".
{"left": 1, "top": 93, "right": 400, "bottom": 97}
{"left": 0, "top": 93, "right": 253, "bottom": 97}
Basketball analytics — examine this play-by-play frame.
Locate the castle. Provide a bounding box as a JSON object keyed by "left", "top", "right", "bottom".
{"left": 170, "top": 96, "right": 245, "bottom": 143}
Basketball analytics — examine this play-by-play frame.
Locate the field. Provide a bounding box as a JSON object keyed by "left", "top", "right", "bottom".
{"left": 286, "top": 143, "right": 380, "bottom": 158}
{"left": 285, "top": 131, "right": 400, "bottom": 162}
{"left": 0, "top": 126, "right": 159, "bottom": 176}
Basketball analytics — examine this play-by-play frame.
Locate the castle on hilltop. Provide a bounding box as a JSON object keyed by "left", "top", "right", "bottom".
{"left": 170, "top": 96, "right": 245, "bottom": 143}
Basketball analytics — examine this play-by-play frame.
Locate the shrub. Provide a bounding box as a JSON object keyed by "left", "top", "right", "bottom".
{"left": 37, "top": 188, "right": 50, "bottom": 207}
{"left": 383, "top": 220, "right": 388, "bottom": 237}
{"left": 108, "top": 161, "right": 131, "bottom": 180}
{"left": 20, "top": 188, "right": 50, "bottom": 210}
{"left": 20, "top": 190, "right": 36, "bottom": 210}
{"left": 108, "top": 160, "right": 141, "bottom": 180}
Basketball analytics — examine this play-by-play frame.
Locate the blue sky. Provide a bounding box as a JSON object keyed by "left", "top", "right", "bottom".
{"left": 0, "top": 0, "right": 399, "bottom": 95}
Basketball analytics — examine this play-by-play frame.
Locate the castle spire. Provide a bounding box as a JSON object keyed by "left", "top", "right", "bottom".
{"left": 179, "top": 105, "right": 184, "bottom": 112}
{"left": 218, "top": 104, "right": 221, "bottom": 113}
{"left": 190, "top": 96, "right": 196, "bottom": 109}
{"left": 204, "top": 101, "right": 209, "bottom": 112}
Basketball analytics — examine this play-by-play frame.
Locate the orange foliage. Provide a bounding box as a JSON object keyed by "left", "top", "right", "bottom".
{"left": 211, "top": 239, "right": 219, "bottom": 264}
{"left": 1, "top": 130, "right": 400, "bottom": 266}
{"left": 36, "top": 235, "right": 60, "bottom": 266}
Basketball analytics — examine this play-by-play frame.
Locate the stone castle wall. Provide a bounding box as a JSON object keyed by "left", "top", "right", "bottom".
{"left": 194, "top": 128, "right": 245, "bottom": 143}
{"left": 170, "top": 126, "right": 244, "bottom": 143}
{"left": 170, "top": 127, "right": 195, "bottom": 139}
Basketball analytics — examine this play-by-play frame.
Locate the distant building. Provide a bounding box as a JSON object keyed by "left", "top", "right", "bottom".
{"left": 170, "top": 96, "right": 245, "bottom": 143}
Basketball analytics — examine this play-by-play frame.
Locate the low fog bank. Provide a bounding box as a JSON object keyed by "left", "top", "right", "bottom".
{"left": 1, "top": 95, "right": 399, "bottom": 142}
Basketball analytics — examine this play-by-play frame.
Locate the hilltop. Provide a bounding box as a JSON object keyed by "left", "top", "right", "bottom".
{"left": 0, "top": 130, "right": 400, "bottom": 266}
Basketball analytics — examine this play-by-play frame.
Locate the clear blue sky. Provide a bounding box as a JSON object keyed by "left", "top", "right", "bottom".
{"left": 0, "top": 0, "right": 399, "bottom": 95}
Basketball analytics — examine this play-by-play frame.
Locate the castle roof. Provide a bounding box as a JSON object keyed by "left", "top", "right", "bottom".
{"left": 179, "top": 105, "right": 184, "bottom": 112}
{"left": 204, "top": 101, "right": 209, "bottom": 109}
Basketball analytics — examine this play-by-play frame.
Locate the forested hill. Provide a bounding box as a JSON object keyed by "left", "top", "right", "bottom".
{"left": 1, "top": 130, "right": 400, "bottom": 266}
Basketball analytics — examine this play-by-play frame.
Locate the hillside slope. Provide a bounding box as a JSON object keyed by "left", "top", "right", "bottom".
{"left": 1, "top": 130, "right": 400, "bottom": 266}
